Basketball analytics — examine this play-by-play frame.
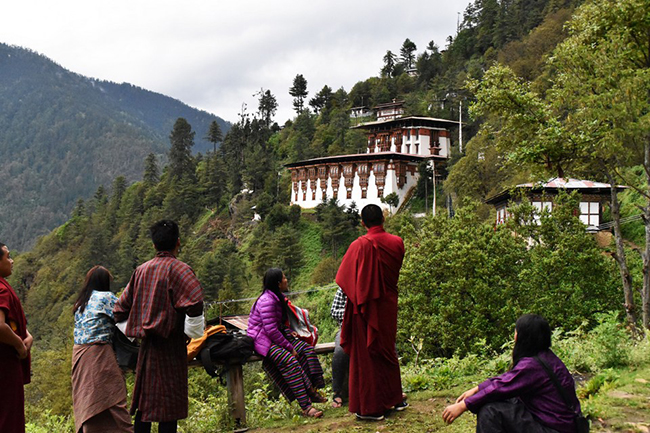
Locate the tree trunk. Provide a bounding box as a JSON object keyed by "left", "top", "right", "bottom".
{"left": 607, "top": 173, "right": 637, "bottom": 328}
{"left": 644, "top": 135, "right": 650, "bottom": 330}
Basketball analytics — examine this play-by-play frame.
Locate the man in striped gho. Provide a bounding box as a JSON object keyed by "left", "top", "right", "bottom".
{"left": 114, "top": 220, "right": 204, "bottom": 433}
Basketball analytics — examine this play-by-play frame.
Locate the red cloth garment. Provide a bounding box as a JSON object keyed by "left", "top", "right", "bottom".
{"left": 336, "top": 225, "right": 405, "bottom": 416}
{"left": 0, "top": 277, "right": 30, "bottom": 433}
{"left": 114, "top": 252, "right": 203, "bottom": 422}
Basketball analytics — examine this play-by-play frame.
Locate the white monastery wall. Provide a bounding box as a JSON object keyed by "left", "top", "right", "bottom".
{"left": 291, "top": 164, "right": 419, "bottom": 214}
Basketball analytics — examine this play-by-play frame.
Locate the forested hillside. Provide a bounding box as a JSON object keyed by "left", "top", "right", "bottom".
{"left": 7, "top": 0, "right": 650, "bottom": 430}
{"left": 0, "top": 43, "right": 229, "bottom": 250}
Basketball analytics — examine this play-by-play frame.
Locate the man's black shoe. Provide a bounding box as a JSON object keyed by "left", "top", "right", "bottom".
{"left": 393, "top": 400, "right": 409, "bottom": 411}
{"left": 355, "top": 413, "right": 385, "bottom": 421}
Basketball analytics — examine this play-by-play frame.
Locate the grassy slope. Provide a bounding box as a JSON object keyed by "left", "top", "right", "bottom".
{"left": 251, "top": 364, "right": 650, "bottom": 432}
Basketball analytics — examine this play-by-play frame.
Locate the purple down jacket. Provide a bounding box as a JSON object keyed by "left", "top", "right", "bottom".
{"left": 247, "top": 289, "right": 293, "bottom": 357}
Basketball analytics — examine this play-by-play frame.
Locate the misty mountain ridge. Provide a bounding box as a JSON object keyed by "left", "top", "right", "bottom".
{"left": 0, "top": 43, "right": 230, "bottom": 250}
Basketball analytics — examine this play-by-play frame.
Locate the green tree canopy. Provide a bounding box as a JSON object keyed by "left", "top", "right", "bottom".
{"left": 289, "top": 74, "right": 308, "bottom": 114}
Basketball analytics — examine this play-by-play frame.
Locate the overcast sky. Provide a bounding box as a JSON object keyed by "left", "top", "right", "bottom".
{"left": 1, "top": 0, "right": 472, "bottom": 124}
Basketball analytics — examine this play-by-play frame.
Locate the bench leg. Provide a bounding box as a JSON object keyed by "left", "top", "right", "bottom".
{"left": 226, "top": 364, "right": 247, "bottom": 429}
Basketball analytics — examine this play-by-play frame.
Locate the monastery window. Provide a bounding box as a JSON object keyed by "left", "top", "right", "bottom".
{"left": 330, "top": 166, "right": 339, "bottom": 177}
{"left": 373, "top": 163, "right": 385, "bottom": 173}
{"left": 347, "top": 190, "right": 352, "bottom": 199}
{"left": 312, "top": 190, "right": 316, "bottom": 200}
{"left": 303, "top": 191, "right": 306, "bottom": 201}
{"left": 532, "top": 201, "right": 552, "bottom": 222}
{"left": 405, "top": 130, "right": 411, "bottom": 140}
{"left": 358, "top": 164, "right": 368, "bottom": 175}
{"left": 344, "top": 165, "right": 354, "bottom": 175}
{"left": 415, "top": 144, "right": 419, "bottom": 154}
{"left": 432, "top": 131, "right": 440, "bottom": 145}
{"left": 361, "top": 189, "right": 367, "bottom": 199}
{"left": 333, "top": 190, "right": 338, "bottom": 199}
{"left": 319, "top": 167, "right": 327, "bottom": 177}
{"left": 533, "top": 201, "right": 553, "bottom": 212}
{"left": 579, "top": 202, "right": 600, "bottom": 226}
{"left": 415, "top": 130, "right": 419, "bottom": 140}
{"left": 378, "top": 188, "right": 384, "bottom": 198}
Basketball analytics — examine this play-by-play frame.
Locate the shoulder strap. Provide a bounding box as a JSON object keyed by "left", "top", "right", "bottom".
{"left": 533, "top": 356, "right": 578, "bottom": 415}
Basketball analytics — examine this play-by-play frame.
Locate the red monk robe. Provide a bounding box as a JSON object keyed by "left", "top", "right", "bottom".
{"left": 336, "top": 224, "right": 405, "bottom": 416}
{"left": 0, "top": 277, "right": 31, "bottom": 433}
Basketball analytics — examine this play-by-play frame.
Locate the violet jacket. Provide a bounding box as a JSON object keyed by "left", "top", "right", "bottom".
{"left": 247, "top": 289, "right": 293, "bottom": 357}
{"left": 465, "top": 349, "right": 581, "bottom": 433}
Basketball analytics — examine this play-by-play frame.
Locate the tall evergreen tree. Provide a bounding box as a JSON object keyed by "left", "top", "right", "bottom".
{"left": 400, "top": 38, "right": 417, "bottom": 69}
{"left": 381, "top": 50, "right": 397, "bottom": 77}
{"left": 168, "top": 118, "right": 196, "bottom": 181}
{"left": 257, "top": 89, "right": 278, "bottom": 128}
{"left": 309, "top": 85, "right": 333, "bottom": 114}
{"left": 205, "top": 120, "right": 223, "bottom": 153}
{"left": 289, "top": 74, "right": 309, "bottom": 113}
{"left": 143, "top": 153, "right": 159, "bottom": 185}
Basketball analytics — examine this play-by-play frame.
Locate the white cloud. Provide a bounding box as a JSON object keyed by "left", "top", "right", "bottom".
{"left": 0, "top": 0, "right": 471, "bottom": 123}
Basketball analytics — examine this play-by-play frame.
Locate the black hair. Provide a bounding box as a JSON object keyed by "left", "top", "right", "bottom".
{"left": 361, "top": 204, "right": 384, "bottom": 227}
{"left": 511, "top": 314, "right": 552, "bottom": 367}
{"left": 262, "top": 267, "right": 288, "bottom": 323}
{"left": 150, "top": 220, "right": 179, "bottom": 252}
{"left": 0, "top": 243, "right": 5, "bottom": 259}
{"left": 73, "top": 266, "right": 113, "bottom": 314}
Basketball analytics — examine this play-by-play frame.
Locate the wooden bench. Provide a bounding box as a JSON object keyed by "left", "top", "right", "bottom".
{"left": 189, "top": 315, "right": 335, "bottom": 431}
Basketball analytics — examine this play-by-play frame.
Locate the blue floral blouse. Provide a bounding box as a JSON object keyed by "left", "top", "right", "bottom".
{"left": 73, "top": 290, "right": 117, "bottom": 345}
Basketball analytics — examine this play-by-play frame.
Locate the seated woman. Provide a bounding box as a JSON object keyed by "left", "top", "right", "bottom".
{"left": 71, "top": 266, "right": 133, "bottom": 433}
{"left": 443, "top": 314, "right": 583, "bottom": 433}
{"left": 247, "top": 268, "right": 326, "bottom": 418}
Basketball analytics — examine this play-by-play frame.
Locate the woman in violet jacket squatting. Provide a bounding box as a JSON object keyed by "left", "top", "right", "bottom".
{"left": 443, "top": 314, "right": 583, "bottom": 433}
{"left": 247, "top": 268, "right": 326, "bottom": 418}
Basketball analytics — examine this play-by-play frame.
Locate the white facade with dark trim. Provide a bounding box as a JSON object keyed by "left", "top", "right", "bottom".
{"left": 287, "top": 116, "right": 458, "bottom": 213}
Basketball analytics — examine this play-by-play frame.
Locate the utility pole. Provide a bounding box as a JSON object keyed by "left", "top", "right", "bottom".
{"left": 432, "top": 161, "right": 437, "bottom": 217}
{"left": 459, "top": 99, "right": 463, "bottom": 154}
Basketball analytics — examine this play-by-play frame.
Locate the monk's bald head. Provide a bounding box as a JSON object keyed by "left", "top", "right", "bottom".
{"left": 361, "top": 204, "right": 384, "bottom": 228}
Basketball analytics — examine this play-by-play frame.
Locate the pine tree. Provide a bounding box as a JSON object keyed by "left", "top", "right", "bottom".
{"left": 257, "top": 89, "right": 278, "bottom": 128}
{"left": 205, "top": 120, "right": 223, "bottom": 154}
{"left": 143, "top": 153, "right": 159, "bottom": 185}
{"left": 381, "top": 50, "right": 397, "bottom": 77}
{"left": 309, "top": 85, "right": 333, "bottom": 114}
{"left": 400, "top": 39, "right": 417, "bottom": 69}
{"left": 168, "top": 118, "right": 196, "bottom": 181}
{"left": 289, "top": 74, "right": 308, "bottom": 113}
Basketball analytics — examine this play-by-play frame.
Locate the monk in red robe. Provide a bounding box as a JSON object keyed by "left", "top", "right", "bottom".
{"left": 0, "top": 242, "right": 33, "bottom": 433}
{"left": 114, "top": 220, "right": 204, "bottom": 433}
{"left": 336, "top": 204, "right": 406, "bottom": 420}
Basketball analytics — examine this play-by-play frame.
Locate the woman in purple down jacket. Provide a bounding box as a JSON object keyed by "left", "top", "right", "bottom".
{"left": 247, "top": 268, "right": 326, "bottom": 418}
{"left": 443, "top": 314, "right": 584, "bottom": 433}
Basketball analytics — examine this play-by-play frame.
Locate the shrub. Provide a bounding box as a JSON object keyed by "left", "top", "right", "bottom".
{"left": 310, "top": 257, "right": 340, "bottom": 286}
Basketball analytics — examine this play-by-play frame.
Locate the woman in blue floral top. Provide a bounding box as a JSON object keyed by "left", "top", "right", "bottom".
{"left": 71, "top": 266, "right": 133, "bottom": 433}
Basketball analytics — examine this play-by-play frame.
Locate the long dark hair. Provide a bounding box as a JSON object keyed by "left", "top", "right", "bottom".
{"left": 262, "top": 267, "right": 288, "bottom": 323}
{"left": 73, "top": 266, "right": 113, "bottom": 314}
{"left": 511, "top": 314, "right": 552, "bottom": 367}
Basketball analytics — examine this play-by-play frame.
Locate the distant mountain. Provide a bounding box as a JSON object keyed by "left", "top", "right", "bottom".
{"left": 0, "top": 43, "right": 230, "bottom": 250}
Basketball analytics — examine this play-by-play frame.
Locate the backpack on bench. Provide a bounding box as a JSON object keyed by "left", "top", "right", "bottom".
{"left": 199, "top": 329, "right": 254, "bottom": 378}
